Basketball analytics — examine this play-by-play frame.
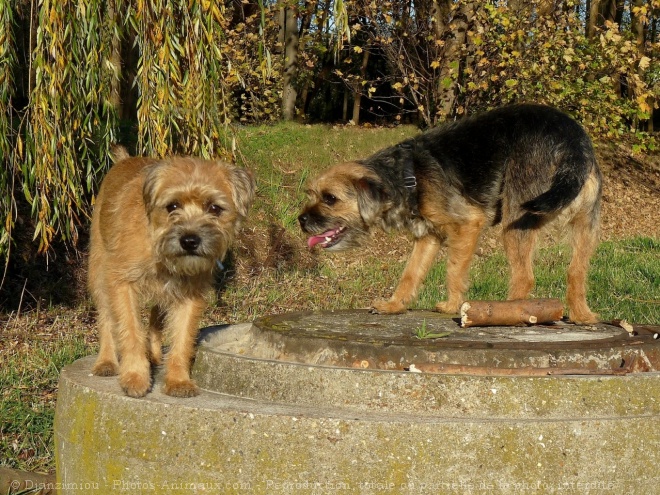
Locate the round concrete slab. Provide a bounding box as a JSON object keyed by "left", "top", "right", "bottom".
{"left": 55, "top": 312, "right": 660, "bottom": 494}
{"left": 203, "top": 310, "right": 657, "bottom": 370}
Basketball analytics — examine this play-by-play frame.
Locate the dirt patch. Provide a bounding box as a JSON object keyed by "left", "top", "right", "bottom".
{"left": 597, "top": 145, "right": 660, "bottom": 240}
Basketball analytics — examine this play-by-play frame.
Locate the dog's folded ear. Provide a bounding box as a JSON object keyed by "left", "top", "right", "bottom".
{"left": 142, "top": 162, "right": 163, "bottom": 216}
{"left": 355, "top": 176, "right": 388, "bottom": 225}
{"left": 227, "top": 165, "right": 256, "bottom": 219}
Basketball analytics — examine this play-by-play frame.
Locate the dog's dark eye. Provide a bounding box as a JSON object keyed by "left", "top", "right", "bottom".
{"left": 207, "top": 204, "right": 224, "bottom": 216}
{"left": 166, "top": 202, "right": 181, "bottom": 213}
{"left": 322, "top": 193, "right": 337, "bottom": 206}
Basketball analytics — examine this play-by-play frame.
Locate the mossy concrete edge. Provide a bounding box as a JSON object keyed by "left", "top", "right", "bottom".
{"left": 56, "top": 355, "right": 660, "bottom": 494}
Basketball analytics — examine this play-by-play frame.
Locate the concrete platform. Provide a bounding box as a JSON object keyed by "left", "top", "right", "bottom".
{"left": 55, "top": 311, "right": 660, "bottom": 494}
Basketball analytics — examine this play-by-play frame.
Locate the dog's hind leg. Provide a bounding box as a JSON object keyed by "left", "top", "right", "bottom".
{"left": 147, "top": 306, "right": 165, "bottom": 367}
{"left": 92, "top": 299, "right": 119, "bottom": 376}
{"left": 503, "top": 226, "right": 539, "bottom": 301}
{"left": 162, "top": 296, "right": 206, "bottom": 397}
{"left": 566, "top": 210, "right": 600, "bottom": 324}
{"left": 91, "top": 269, "right": 120, "bottom": 377}
{"left": 372, "top": 235, "right": 442, "bottom": 314}
{"left": 435, "top": 218, "right": 485, "bottom": 314}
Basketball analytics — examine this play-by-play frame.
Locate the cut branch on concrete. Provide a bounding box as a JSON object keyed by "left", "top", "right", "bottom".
{"left": 460, "top": 298, "right": 564, "bottom": 328}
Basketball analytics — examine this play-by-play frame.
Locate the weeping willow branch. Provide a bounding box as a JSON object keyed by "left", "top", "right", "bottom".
{"left": 22, "top": 0, "right": 119, "bottom": 253}
{"left": 0, "top": 0, "right": 16, "bottom": 261}
{"left": 132, "top": 0, "right": 232, "bottom": 159}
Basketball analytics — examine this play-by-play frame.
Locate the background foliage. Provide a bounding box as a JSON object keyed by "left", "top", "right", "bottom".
{"left": 1, "top": 0, "right": 659, "bottom": 273}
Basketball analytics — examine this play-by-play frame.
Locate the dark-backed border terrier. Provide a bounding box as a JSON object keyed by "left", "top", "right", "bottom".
{"left": 89, "top": 147, "right": 255, "bottom": 398}
{"left": 298, "top": 104, "right": 601, "bottom": 324}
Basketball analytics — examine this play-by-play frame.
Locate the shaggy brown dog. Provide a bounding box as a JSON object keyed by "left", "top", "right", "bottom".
{"left": 89, "top": 148, "right": 255, "bottom": 398}
{"left": 299, "top": 104, "right": 601, "bottom": 324}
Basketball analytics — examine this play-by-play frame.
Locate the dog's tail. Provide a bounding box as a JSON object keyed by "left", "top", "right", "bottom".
{"left": 110, "top": 145, "right": 130, "bottom": 163}
{"left": 521, "top": 145, "right": 597, "bottom": 215}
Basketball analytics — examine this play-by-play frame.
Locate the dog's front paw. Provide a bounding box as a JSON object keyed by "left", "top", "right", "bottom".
{"left": 568, "top": 309, "right": 599, "bottom": 326}
{"left": 120, "top": 371, "right": 151, "bottom": 398}
{"left": 163, "top": 379, "right": 200, "bottom": 398}
{"left": 92, "top": 360, "right": 119, "bottom": 377}
{"left": 434, "top": 301, "right": 461, "bottom": 314}
{"left": 371, "top": 299, "right": 407, "bottom": 314}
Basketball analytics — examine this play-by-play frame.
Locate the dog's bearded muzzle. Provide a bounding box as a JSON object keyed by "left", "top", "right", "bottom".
{"left": 156, "top": 224, "right": 232, "bottom": 275}
{"left": 298, "top": 210, "right": 366, "bottom": 251}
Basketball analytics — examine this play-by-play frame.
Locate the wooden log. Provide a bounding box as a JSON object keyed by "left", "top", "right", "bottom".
{"left": 460, "top": 298, "right": 564, "bottom": 328}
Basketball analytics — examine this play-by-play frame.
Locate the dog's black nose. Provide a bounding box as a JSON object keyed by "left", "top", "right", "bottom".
{"left": 298, "top": 213, "right": 308, "bottom": 228}
{"left": 180, "top": 234, "right": 201, "bottom": 252}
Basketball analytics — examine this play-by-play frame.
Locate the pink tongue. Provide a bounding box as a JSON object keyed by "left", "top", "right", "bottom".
{"left": 307, "top": 229, "right": 336, "bottom": 248}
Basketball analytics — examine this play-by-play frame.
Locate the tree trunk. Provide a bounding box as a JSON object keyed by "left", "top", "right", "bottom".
{"left": 280, "top": 6, "right": 299, "bottom": 121}
{"left": 431, "top": 0, "right": 450, "bottom": 38}
{"left": 586, "top": 0, "right": 600, "bottom": 39}
{"left": 436, "top": 1, "right": 474, "bottom": 121}
{"left": 351, "top": 91, "right": 361, "bottom": 125}
{"left": 631, "top": 0, "right": 652, "bottom": 131}
{"left": 351, "top": 47, "right": 370, "bottom": 125}
{"left": 632, "top": 0, "right": 646, "bottom": 49}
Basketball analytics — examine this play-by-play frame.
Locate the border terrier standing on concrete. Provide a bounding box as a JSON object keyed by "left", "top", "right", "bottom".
{"left": 89, "top": 147, "right": 255, "bottom": 398}
{"left": 299, "top": 104, "right": 602, "bottom": 324}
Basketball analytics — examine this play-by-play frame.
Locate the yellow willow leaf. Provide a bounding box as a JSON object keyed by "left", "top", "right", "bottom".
{"left": 353, "top": 46, "right": 363, "bottom": 53}
{"left": 33, "top": 221, "right": 43, "bottom": 241}
{"left": 430, "top": 60, "right": 440, "bottom": 69}
{"left": 639, "top": 56, "right": 651, "bottom": 70}
{"left": 212, "top": 5, "right": 224, "bottom": 24}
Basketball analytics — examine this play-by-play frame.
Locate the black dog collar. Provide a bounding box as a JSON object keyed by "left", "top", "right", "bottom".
{"left": 398, "top": 141, "right": 420, "bottom": 218}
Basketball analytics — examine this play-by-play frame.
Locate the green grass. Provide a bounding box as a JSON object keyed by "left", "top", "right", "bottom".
{"left": 0, "top": 324, "right": 90, "bottom": 473}
{"left": 413, "top": 319, "right": 452, "bottom": 339}
{"left": 1, "top": 122, "right": 658, "bottom": 474}
{"left": 589, "top": 238, "right": 660, "bottom": 323}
